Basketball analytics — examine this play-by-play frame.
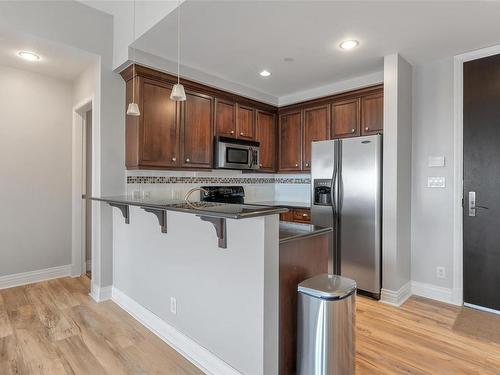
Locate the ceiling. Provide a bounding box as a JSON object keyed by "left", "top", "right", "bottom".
{"left": 0, "top": 29, "right": 97, "bottom": 81}
{"left": 134, "top": 1, "right": 500, "bottom": 98}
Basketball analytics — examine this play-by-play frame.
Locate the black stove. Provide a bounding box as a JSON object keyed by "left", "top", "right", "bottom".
{"left": 200, "top": 186, "right": 245, "bottom": 204}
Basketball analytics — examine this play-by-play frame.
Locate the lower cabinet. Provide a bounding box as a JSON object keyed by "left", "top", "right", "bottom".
{"left": 279, "top": 233, "right": 329, "bottom": 374}
{"left": 280, "top": 208, "right": 311, "bottom": 224}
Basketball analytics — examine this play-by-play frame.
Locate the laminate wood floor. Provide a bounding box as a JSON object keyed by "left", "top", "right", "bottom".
{"left": 1, "top": 277, "right": 499, "bottom": 374}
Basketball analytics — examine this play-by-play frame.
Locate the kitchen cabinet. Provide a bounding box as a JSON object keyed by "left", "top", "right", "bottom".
{"left": 180, "top": 91, "right": 214, "bottom": 168}
{"left": 215, "top": 99, "right": 236, "bottom": 137}
{"left": 255, "top": 110, "right": 276, "bottom": 171}
{"left": 122, "top": 64, "right": 381, "bottom": 172}
{"left": 303, "top": 105, "right": 330, "bottom": 170}
{"left": 280, "top": 208, "right": 311, "bottom": 224}
{"left": 215, "top": 100, "right": 256, "bottom": 140}
{"left": 361, "top": 92, "right": 384, "bottom": 135}
{"left": 279, "top": 111, "right": 302, "bottom": 171}
{"left": 331, "top": 98, "right": 360, "bottom": 138}
{"left": 121, "top": 64, "right": 277, "bottom": 171}
{"left": 236, "top": 104, "right": 255, "bottom": 140}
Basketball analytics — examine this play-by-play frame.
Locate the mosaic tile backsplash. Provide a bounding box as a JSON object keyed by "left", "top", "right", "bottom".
{"left": 126, "top": 176, "right": 311, "bottom": 185}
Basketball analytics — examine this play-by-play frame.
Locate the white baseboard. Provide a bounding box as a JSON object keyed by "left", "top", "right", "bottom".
{"left": 111, "top": 287, "right": 241, "bottom": 375}
{"left": 0, "top": 264, "right": 71, "bottom": 290}
{"left": 89, "top": 284, "right": 112, "bottom": 303}
{"left": 380, "top": 281, "right": 412, "bottom": 307}
{"left": 411, "top": 281, "right": 459, "bottom": 305}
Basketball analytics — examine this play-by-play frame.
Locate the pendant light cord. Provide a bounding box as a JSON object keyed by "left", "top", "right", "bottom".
{"left": 177, "top": 0, "right": 181, "bottom": 84}
{"left": 132, "top": 0, "right": 137, "bottom": 103}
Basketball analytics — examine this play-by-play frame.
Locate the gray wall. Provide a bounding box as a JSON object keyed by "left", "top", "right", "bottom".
{"left": 0, "top": 1, "right": 126, "bottom": 289}
{"left": 0, "top": 65, "right": 73, "bottom": 276}
{"left": 411, "top": 57, "right": 455, "bottom": 289}
{"left": 382, "top": 54, "right": 413, "bottom": 295}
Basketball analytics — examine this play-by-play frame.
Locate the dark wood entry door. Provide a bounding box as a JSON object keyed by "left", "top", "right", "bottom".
{"left": 463, "top": 53, "right": 500, "bottom": 312}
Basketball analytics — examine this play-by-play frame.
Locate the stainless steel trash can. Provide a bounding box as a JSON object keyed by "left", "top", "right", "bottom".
{"left": 297, "top": 273, "right": 356, "bottom": 375}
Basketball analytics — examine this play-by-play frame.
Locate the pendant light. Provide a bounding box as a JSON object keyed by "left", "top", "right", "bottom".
{"left": 170, "top": 0, "right": 186, "bottom": 101}
{"left": 127, "top": 0, "right": 140, "bottom": 116}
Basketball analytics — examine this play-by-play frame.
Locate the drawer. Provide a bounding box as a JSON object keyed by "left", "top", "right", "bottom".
{"left": 292, "top": 209, "right": 311, "bottom": 223}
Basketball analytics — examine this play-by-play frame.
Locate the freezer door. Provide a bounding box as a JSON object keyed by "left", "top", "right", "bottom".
{"left": 311, "top": 140, "right": 337, "bottom": 273}
{"left": 339, "top": 135, "right": 382, "bottom": 296}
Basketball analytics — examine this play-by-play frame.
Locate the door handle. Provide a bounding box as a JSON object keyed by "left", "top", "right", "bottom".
{"left": 468, "top": 191, "right": 476, "bottom": 216}
{"left": 468, "top": 191, "right": 489, "bottom": 217}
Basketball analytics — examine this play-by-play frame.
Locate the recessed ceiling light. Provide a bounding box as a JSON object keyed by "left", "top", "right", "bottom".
{"left": 259, "top": 70, "right": 271, "bottom": 77}
{"left": 18, "top": 51, "right": 40, "bottom": 61}
{"left": 339, "top": 40, "right": 359, "bottom": 50}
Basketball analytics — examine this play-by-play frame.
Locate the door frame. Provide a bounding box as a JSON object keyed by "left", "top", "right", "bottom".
{"left": 72, "top": 97, "right": 94, "bottom": 277}
{"left": 453, "top": 43, "right": 500, "bottom": 306}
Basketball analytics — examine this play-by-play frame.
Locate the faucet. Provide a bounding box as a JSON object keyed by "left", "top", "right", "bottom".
{"left": 184, "top": 187, "right": 209, "bottom": 207}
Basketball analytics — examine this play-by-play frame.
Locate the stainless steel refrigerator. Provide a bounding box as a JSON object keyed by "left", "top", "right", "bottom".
{"left": 311, "top": 134, "right": 382, "bottom": 299}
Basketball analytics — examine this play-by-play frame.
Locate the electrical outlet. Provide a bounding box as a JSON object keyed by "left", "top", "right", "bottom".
{"left": 170, "top": 297, "right": 177, "bottom": 315}
{"left": 133, "top": 190, "right": 141, "bottom": 199}
{"left": 143, "top": 190, "right": 151, "bottom": 199}
{"left": 436, "top": 266, "right": 446, "bottom": 279}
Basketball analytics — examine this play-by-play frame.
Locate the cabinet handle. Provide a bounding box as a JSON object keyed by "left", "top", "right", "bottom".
{"left": 305, "top": 162, "right": 309, "bottom": 167}
{"left": 295, "top": 163, "right": 299, "bottom": 167}
{"left": 185, "top": 158, "right": 190, "bottom": 163}
{"left": 259, "top": 164, "right": 263, "bottom": 167}
{"left": 240, "top": 132, "right": 244, "bottom": 136}
{"left": 172, "top": 157, "right": 177, "bottom": 162}
{"left": 365, "top": 127, "right": 369, "bottom": 131}
{"left": 302, "top": 213, "right": 308, "bottom": 217}
{"left": 351, "top": 128, "right": 356, "bottom": 133}
{"left": 230, "top": 130, "right": 235, "bottom": 135}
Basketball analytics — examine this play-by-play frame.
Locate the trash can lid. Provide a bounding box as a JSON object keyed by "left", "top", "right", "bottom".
{"left": 298, "top": 274, "right": 357, "bottom": 300}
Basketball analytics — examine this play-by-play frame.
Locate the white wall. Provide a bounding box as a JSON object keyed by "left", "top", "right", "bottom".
{"left": 113, "top": 208, "right": 279, "bottom": 375}
{"left": 381, "top": 54, "right": 413, "bottom": 303}
{"left": 411, "top": 57, "right": 455, "bottom": 289}
{"left": 0, "top": 1, "right": 126, "bottom": 291}
{"left": 0, "top": 65, "right": 73, "bottom": 276}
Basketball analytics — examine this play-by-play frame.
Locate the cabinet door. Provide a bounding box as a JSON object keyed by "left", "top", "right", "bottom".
{"left": 280, "top": 211, "right": 294, "bottom": 222}
{"left": 292, "top": 208, "right": 311, "bottom": 223}
{"left": 236, "top": 104, "right": 256, "bottom": 140}
{"left": 180, "top": 92, "right": 214, "bottom": 168}
{"left": 215, "top": 99, "right": 236, "bottom": 137}
{"left": 255, "top": 110, "right": 276, "bottom": 171}
{"left": 361, "top": 92, "right": 383, "bottom": 135}
{"left": 303, "top": 105, "right": 330, "bottom": 170}
{"left": 279, "top": 111, "right": 303, "bottom": 171}
{"left": 141, "top": 79, "right": 179, "bottom": 167}
{"left": 331, "top": 98, "right": 360, "bottom": 138}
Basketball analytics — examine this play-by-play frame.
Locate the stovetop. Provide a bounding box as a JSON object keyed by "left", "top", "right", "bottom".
{"left": 201, "top": 186, "right": 245, "bottom": 204}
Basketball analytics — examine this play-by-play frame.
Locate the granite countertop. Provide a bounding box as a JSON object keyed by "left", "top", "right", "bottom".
{"left": 89, "top": 196, "right": 288, "bottom": 219}
{"left": 279, "top": 222, "right": 332, "bottom": 244}
{"left": 248, "top": 201, "right": 311, "bottom": 209}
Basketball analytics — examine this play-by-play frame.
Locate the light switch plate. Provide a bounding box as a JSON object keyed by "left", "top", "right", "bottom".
{"left": 427, "top": 176, "right": 446, "bottom": 188}
{"left": 428, "top": 156, "right": 445, "bottom": 167}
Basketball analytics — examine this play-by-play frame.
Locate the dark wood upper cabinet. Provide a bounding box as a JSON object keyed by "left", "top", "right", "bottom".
{"left": 180, "top": 91, "right": 214, "bottom": 168}
{"left": 361, "top": 92, "right": 384, "bottom": 135}
{"left": 215, "top": 99, "right": 236, "bottom": 137}
{"left": 279, "top": 111, "right": 302, "bottom": 171}
{"left": 331, "top": 98, "right": 360, "bottom": 138}
{"left": 303, "top": 105, "right": 330, "bottom": 170}
{"left": 236, "top": 104, "right": 256, "bottom": 140}
{"left": 141, "top": 79, "right": 179, "bottom": 167}
{"left": 121, "top": 65, "right": 382, "bottom": 171}
{"left": 256, "top": 110, "right": 276, "bottom": 171}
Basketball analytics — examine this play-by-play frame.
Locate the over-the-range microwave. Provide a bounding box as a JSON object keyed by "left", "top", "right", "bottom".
{"left": 214, "top": 136, "right": 260, "bottom": 170}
